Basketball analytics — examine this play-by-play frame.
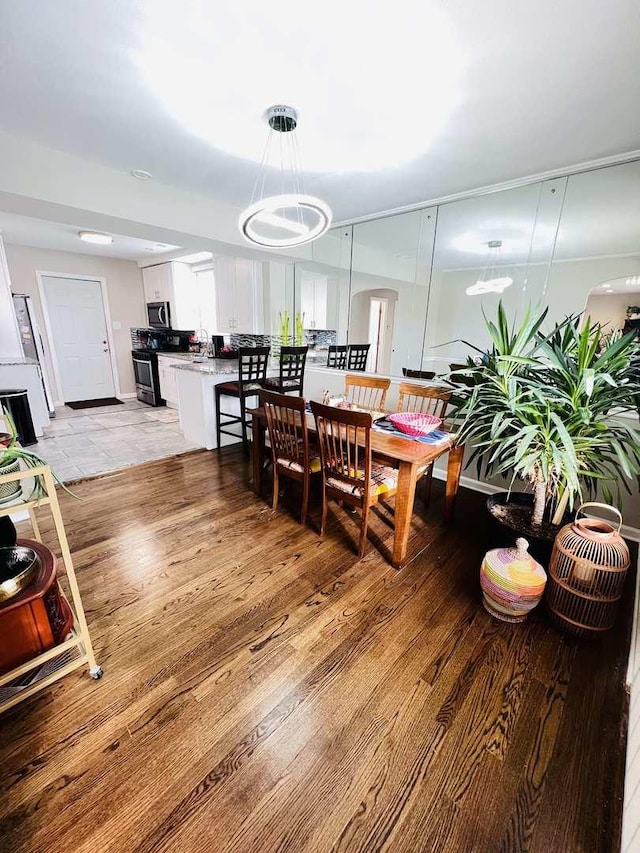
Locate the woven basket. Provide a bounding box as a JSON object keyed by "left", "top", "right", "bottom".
{"left": 545, "top": 502, "right": 630, "bottom": 637}
{"left": 388, "top": 411, "right": 442, "bottom": 437}
{"left": 0, "top": 460, "right": 22, "bottom": 505}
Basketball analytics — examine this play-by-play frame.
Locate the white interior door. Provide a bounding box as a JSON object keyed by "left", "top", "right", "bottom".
{"left": 42, "top": 276, "right": 115, "bottom": 402}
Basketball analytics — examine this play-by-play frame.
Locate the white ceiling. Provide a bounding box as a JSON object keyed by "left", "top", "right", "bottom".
{"left": 0, "top": 0, "right": 638, "bottom": 223}
{"left": 0, "top": 212, "right": 180, "bottom": 260}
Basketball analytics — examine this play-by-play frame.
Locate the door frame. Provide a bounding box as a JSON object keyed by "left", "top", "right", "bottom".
{"left": 36, "top": 271, "right": 120, "bottom": 405}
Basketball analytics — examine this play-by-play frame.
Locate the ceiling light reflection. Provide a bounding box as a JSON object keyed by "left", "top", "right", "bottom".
{"left": 135, "top": 1, "right": 466, "bottom": 173}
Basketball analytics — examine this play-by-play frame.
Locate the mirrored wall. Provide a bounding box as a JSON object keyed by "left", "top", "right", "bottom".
{"left": 292, "top": 157, "right": 640, "bottom": 376}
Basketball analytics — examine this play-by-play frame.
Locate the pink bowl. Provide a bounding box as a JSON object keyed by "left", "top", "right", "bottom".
{"left": 388, "top": 411, "right": 442, "bottom": 437}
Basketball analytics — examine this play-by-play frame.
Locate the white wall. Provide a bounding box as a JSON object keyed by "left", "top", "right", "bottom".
{"left": 0, "top": 235, "right": 23, "bottom": 357}
{"left": 4, "top": 243, "right": 145, "bottom": 400}
{"left": 584, "top": 291, "right": 640, "bottom": 332}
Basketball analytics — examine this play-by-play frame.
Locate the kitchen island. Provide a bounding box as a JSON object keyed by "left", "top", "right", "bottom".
{"left": 173, "top": 359, "right": 278, "bottom": 450}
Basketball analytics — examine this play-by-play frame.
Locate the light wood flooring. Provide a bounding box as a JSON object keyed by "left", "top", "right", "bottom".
{"left": 0, "top": 447, "right": 634, "bottom": 852}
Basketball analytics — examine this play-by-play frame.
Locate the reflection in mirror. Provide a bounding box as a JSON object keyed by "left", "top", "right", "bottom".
{"left": 262, "top": 260, "right": 294, "bottom": 353}
{"left": 544, "top": 160, "right": 640, "bottom": 327}
{"left": 583, "top": 278, "right": 640, "bottom": 342}
{"left": 420, "top": 180, "right": 564, "bottom": 374}
{"left": 293, "top": 227, "right": 352, "bottom": 366}
{"left": 350, "top": 209, "right": 436, "bottom": 375}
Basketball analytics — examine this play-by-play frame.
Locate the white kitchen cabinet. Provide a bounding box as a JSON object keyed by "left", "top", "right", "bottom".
{"left": 142, "top": 263, "right": 197, "bottom": 330}
{"left": 142, "top": 264, "right": 173, "bottom": 305}
{"left": 157, "top": 355, "right": 183, "bottom": 408}
{"left": 300, "top": 276, "right": 328, "bottom": 329}
{"left": 214, "top": 257, "right": 264, "bottom": 333}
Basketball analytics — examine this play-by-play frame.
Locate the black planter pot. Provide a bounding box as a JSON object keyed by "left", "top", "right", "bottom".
{"left": 486, "top": 492, "right": 565, "bottom": 566}
{"left": 0, "top": 516, "right": 17, "bottom": 547}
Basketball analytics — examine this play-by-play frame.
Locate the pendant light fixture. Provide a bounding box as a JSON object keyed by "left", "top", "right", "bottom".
{"left": 239, "top": 105, "right": 332, "bottom": 249}
{"left": 466, "top": 240, "right": 514, "bottom": 296}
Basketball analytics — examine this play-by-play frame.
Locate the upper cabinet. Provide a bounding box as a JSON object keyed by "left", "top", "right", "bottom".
{"left": 214, "top": 257, "right": 265, "bottom": 334}
{"left": 142, "top": 262, "right": 198, "bottom": 330}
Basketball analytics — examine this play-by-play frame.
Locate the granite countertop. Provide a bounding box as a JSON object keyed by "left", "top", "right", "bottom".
{"left": 173, "top": 360, "right": 241, "bottom": 376}
{"left": 156, "top": 352, "right": 196, "bottom": 360}
{"left": 0, "top": 356, "right": 38, "bottom": 366}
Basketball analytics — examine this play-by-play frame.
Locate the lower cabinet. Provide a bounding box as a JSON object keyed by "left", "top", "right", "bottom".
{"left": 157, "top": 358, "right": 180, "bottom": 409}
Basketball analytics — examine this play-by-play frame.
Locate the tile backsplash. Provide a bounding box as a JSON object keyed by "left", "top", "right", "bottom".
{"left": 229, "top": 331, "right": 337, "bottom": 358}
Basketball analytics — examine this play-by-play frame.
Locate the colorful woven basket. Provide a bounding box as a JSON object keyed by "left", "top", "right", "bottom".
{"left": 480, "top": 537, "right": 546, "bottom": 623}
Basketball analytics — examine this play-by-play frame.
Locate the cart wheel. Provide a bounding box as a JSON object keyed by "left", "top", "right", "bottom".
{"left": 89, "top": 666, "right": 103, "bottom": 680}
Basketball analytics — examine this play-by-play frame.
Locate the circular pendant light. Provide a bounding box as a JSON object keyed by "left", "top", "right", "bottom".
{"left": 466, "top": 240, "right": 514, "bottom": 296}
{"left": 239, "top": 106, "right": 332, "bottom": 249}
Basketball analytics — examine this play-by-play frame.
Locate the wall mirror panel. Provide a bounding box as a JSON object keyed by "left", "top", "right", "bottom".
{"left": 543, "top": 160, "right": 640, "bottom": 337}
{"left": 298, "top": 158, "right": 640, "bottom": 379}
{"left": 420, "top": 179, "right": 564, "bottom": 374}
{"left": 350, "top": 209, "right": 436, "bottom": 375}
{"left": 293, "top": 227, "right": 352, "bottom": 366}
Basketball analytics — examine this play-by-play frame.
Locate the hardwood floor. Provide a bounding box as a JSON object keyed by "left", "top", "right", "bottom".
{"left": 0, "top": 447, "right": 634, "bottom": 853}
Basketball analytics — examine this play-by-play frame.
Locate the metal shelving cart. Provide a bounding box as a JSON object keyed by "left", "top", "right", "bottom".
{"left": 0, "top": 464, "right": 102, "bottom": 713}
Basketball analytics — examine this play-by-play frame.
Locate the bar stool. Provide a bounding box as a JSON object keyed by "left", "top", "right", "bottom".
{"left": 262, "top": 346, "right": 308, "bottom": 396}
{"left": 215, "top": 347, "right": 270, "bottom": 454}
{"left": 327, "top": 345, "right": 347, "bottom": 369}
{"left": 347, "top": 344, "right": 370, "bottom": 371}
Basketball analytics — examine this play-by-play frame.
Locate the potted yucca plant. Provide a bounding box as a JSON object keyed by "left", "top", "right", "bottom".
{"left": 450, "top": 303, "right": 640, "bottom": 560}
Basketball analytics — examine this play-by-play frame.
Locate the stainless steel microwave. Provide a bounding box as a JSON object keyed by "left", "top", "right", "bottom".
{"left": 147, "top": 301, "right": 171, "bottom": 329}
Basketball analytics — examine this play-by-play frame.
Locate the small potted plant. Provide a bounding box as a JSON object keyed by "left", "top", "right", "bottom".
{"left": 450, "top": 303, "right": 640, "bottom": 561}
{"left": 0, "top": 410, "right": 76, "bottom": 505}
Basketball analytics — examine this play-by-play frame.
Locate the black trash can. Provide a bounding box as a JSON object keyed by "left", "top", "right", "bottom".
{"left": 0, "top": 389, "right": 37, "bottom": 446}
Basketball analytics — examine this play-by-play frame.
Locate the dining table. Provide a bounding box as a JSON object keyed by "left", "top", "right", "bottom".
{"left": 248, "top": 405, "right": 465, "bottom": 569}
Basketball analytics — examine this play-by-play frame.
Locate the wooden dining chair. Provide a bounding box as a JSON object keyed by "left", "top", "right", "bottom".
{"left": 344, "top": 374, "right": 390, "bottom": 412}
{"left": 327, "top": 345, "right": 348, "bottom": 369}
{"left": 396, "top": 381, "right": 452, "bottom": 505}
{"left": 260, "top": 389, "right": 320, "bottom": 526}
{"left": 396, "top": 382, "right": 451, "bottom": 419}
{"left": 347, "top": 343, "right": 370, "bottom": 371}
{"left": 402, "top": 367, "right": 436, "bottom": 380}
{"left": 310, "top": 401, "right": 398, "bottom": 557}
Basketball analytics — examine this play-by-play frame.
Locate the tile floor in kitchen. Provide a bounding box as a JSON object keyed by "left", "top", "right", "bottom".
{"left": 31, "top": 399, "right": 202, "bottom": 482}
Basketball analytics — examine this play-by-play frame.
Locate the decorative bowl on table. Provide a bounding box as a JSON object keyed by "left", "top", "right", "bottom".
{"left": 388, "top": 411, "right": 442, "bottom": 437}
{"left": 0, "top": 546, "right": 39, "bottom": 602}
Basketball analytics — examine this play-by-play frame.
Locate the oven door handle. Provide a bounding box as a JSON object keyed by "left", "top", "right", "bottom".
{"left": 133, "top": 357, "right": 152, "bottom": 365}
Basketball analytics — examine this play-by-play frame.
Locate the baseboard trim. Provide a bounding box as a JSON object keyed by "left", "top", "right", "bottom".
{"left": 431, "top": 469, "right": 640, "bottom": 542}
{"left": 119, "top": 393, "right": 137, "bottom": 400}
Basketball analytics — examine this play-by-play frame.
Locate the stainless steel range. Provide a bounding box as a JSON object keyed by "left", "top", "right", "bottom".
{"left": 130, "top": 327, "right": 193, "bottom": 406}
{"left": 131, "top": 349, "right": 162, "bottom": 406}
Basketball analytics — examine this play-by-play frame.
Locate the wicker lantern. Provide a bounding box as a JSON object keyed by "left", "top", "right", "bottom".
{"left": 545, "top": 502, "right": 630, "bottom": 637}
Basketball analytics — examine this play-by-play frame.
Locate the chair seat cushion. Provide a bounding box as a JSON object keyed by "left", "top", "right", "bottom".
{"left": 216, "top": 381, "right": 239, "bottom": 394}
{"left": 276, "top": 454, "right": 321, "bottom": 474}
{"left": 327, "top": 462, "right": 398, "bottom": 497}
{"left": 217, "top": 380, "right": 264, "bottom": 395}
{"left": 263, "top": 377, "right": 301, "bottom": 389}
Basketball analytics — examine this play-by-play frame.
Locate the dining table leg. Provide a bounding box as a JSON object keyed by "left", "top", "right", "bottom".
{"left": 251, "top": 412, "right": 264, "bottom": 497}
{"left": 392, "top": 460, "right": 418, "bottom": 569}
{"left": 444, "top": 443, "right": 464, "bottom": 522}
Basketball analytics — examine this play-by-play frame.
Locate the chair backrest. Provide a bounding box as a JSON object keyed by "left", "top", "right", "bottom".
{"left": 279, "top": 346, "right": 308, "bottom": 384}
{"left": 239, "top": 347, "right": 270, "bottom": 388}
{"left": 347, "top": 343, "right": 370, "bottom": 371}
{"left": 448, "top": 362, "right": 475, "bottom": 388}
{"left": 327, "top": 345, "right": 347, "bottom": 369}
{"left": 397, "top": 381, "right": 451, "bottom": 419}
{"left": 344, "top": 374, "right": 390, "bottom": 412}
{"left": 402, "top": 368, "right": 436, "bottom": 380}
{"left": 310, "top": 401, "right": 372, "bottom": 500}
{"left": 260, "top": 389, "right": 309, "bottom": 468}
